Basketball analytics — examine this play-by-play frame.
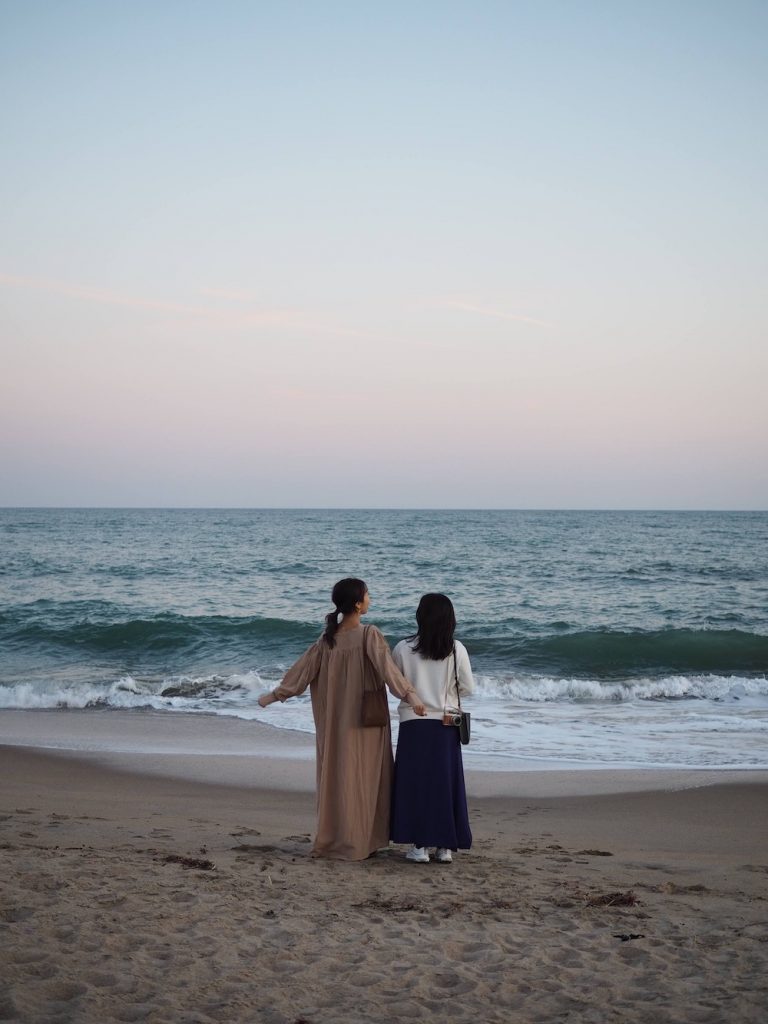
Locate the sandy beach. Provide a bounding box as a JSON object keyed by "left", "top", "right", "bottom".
{"left": 1, "top": 711, "right": 767, "bottom": 1023}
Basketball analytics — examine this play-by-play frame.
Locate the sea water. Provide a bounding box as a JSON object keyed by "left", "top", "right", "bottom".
{"left": 1, "top": 508, "right": 767, "bottom": 769}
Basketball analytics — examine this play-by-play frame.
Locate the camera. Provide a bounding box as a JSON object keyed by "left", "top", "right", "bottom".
{"left": 442, "top": 712, "right": 462, "bottom": 727}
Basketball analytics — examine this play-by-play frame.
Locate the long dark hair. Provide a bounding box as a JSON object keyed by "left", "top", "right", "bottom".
{"left": 409, "top": 593, "right": 456, "bottom": 660}
{"left": 323, "top": 577, "right": 368, "bottom": 648}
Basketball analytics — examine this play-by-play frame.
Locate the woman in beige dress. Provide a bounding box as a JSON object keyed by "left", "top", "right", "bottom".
{"left": 258, "top": 578, "right": 426, "bottom": 860}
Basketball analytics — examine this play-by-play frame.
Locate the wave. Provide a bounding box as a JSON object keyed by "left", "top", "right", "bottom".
{"left": 0, "top": 606, "right": 321, "bottom": 656}
{"left": 467, "top": 628, "right": 768, "bottom": 676}
{"left": 473, "top": 673, "right": 768, "bottom": 703}
{"left": 1, "top": 671, "right": 766, "bottom": 714}
{"left": 2, "top": 602, "right": 767, "bottom": 678}
{"left": 0, "top": 672, "right": 268, "bottom": 712}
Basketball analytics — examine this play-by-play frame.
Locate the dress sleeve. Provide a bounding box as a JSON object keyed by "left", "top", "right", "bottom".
{"left": 366, "top": 628, "right": 416, "bottom": 700}
{"left": 456, "top": 642, "right": 475, "bottom": 698}
{"left": 272, "top": 639, "right": 323, "bottom": 701}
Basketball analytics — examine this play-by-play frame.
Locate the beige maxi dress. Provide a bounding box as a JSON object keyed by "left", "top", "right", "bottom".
{"left": 272, "top": 624, "right": 416, "bottom": 861}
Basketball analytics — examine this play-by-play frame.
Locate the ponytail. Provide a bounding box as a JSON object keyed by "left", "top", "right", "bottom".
{"left": 323, "top": 609, "right": 341, "bottom": 648}
{"left": 323, "top": 577, "right": 368, "bottom": 648}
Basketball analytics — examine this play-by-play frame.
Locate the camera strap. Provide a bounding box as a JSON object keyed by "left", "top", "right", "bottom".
{"left": 443, "top": 644, "right": 462, "bottom": 716}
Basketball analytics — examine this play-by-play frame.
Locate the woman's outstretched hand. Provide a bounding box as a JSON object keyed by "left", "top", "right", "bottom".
{"left": 258, "top": 692, "right": 278, "bottom": 708}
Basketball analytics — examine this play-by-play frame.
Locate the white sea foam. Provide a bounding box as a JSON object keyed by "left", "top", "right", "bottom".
{"left": 2, "top": 671, "right": 767, "bottom": 769}
{"left": 3, "top": 671, "right": 766, "bottom": 713}
{"left": 472, "top": 673, "right": 768, "bottom": 703}
{"left": 0, "top": 672, "right": 266, "bottom": 713}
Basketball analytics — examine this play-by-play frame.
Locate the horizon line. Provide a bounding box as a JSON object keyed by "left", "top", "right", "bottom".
{"left": 1, "top": 505, "right": 766, "bottom": 514}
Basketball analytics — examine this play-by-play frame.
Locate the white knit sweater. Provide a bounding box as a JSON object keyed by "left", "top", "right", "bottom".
{"left": 392, "top": 639, "right": 474, "bottom": 724}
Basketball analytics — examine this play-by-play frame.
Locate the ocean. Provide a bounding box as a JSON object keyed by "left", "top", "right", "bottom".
{"left": 1, "top": 508, "right": 767, "bottom": 770}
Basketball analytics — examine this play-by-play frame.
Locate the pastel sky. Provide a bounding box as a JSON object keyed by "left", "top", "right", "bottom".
{"left": 1, "top": 1, "right": 766, "bottom": 508}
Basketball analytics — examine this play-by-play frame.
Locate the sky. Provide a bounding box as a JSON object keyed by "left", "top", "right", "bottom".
{"left": 1, "top": 0, "right": 766, "bottom": 508}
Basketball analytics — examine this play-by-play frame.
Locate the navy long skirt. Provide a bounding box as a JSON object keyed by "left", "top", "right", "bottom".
{"left": 390, "top": 719, "right": 472, "bottom": 850}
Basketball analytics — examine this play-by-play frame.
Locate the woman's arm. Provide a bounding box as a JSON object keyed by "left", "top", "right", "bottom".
{"left": 258, "top": 640, "right": 322, "bottom": 708}
{"left": 368, "top": 629, "right": 426, "bottom": 715}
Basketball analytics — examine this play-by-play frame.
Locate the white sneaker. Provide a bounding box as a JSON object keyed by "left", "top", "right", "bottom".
{"left": 434, "top": 848, "right": 453, "bottom": 863}
{"left": 406, "top": 846, "right": 430, "bottom": 863}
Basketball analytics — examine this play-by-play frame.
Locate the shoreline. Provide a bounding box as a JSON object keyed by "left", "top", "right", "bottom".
{"left": 3, "top": 708, "right": 768, "bottom": 799}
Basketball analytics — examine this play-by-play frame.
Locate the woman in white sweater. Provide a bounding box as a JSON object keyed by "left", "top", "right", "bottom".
{"left": 390, "top": 593, "right": 474, "bottom": 863}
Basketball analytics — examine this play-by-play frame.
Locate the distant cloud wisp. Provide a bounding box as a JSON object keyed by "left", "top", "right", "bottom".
{"left": 442, "top": 299, "right": 552, "bottom": 328}
{"left": 0, "top": 271, "right": 300, "bottom": 323}
{"left": 0, "top": 272, "right": 385, "bottom": 342}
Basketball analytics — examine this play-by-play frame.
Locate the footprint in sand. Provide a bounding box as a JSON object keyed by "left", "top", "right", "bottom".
{"left": 26, "top": 962, "right": 59, "bottom": 981}
{"left": 114, "top": 1004, "right": 157, "bottom": 1022}
{"left": 0, "top": 993, "right": 19, "bottom": 1019}
{"left": 387, "top": 1001, "right": 422, "bottom": 1019}
{"left": 170, "top": 891, "right": 197, "bottom": 903}
{"left": 11, "top": 950, "right": 49, "bottom": 965}
{"left": 429, "top": 974, "right": 477, "bottom": 998}
{"left": 85, "top": 972, "right": 118, "bottom": 988}
{"left": 43, "top": 981, "right": 87, "bottom": 1002}
{"left": 458, "top": 941, "right": 494, "bottom": 959}
{"left": 0, "top": 905, "right": 35, "bottom": 923}
{"left": 348, "top": 972, "right": 381, "bottom": 988}
{"left": 232, "top": 843, "right": 281, "bottom": 854}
